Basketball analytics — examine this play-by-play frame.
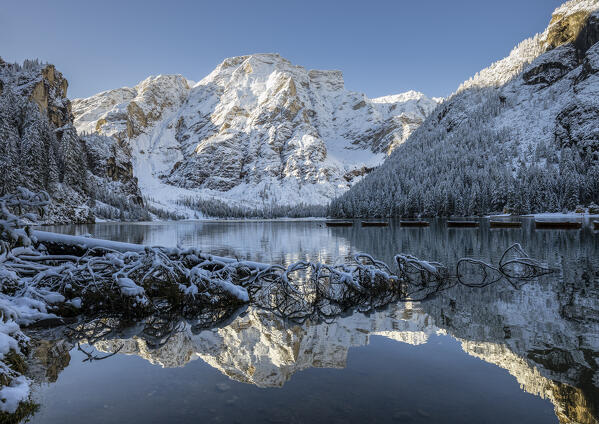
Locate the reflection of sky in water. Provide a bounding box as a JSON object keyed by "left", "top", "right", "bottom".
{"left": 30, "top": 219, "right": 599, "bottom": 424}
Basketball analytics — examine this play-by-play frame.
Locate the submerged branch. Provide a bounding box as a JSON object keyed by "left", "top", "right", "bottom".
{"left": 77, "top": 343, "right": 124, "bottom": 363}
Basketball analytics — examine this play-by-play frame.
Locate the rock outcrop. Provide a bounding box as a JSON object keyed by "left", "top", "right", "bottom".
{"left": 523, "top": 44, "right": 579, "bottom": 85}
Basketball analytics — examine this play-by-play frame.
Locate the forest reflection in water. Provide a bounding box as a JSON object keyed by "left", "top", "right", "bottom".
{"left": 27, "top": 218, "right": 599, "bottom": 424}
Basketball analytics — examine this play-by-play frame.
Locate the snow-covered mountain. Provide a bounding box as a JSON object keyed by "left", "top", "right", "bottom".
{"left": 8, "top": 0, "right": 596, "bottom": 220}
{"left": 72, "top": 54, "right": 438, "bottom": 209}
{"left": 330, "top": 0, "right": 599, "bottom": 217}
{"left": 0, "top": 59, "right": 143, "bottom": 223}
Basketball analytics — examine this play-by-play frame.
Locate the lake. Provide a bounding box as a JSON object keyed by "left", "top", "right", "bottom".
{"left": 26, "top": 218, "right": 599, "bottom": 423}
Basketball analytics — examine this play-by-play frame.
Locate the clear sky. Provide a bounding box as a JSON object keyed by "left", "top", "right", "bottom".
{"left": 1, "top": 0, "right": 564, "bottom": 99}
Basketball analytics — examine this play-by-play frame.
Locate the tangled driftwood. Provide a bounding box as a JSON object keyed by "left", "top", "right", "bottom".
{"left": 0, "top": 188, "right": 555, "bottom": 324}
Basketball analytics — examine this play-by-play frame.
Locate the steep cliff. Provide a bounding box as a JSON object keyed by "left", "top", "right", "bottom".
{"left": 0, "top": 59, "right": 143, "bottom": 223}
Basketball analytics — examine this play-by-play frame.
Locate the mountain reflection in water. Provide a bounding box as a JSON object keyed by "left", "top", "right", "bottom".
{"left": 29, "top": 219, "right": 599, "bottom": 424}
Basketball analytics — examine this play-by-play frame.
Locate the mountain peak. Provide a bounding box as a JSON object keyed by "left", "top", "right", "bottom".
{"left": 72, "top": 55, "right": 438, "bottom": 209}
{"left": 199, "top": 53, "right": 345, "bottom": 93}
{"left": 218, "top": 52, "right": 287, "bottom": 67}
{"left": 371, "top": 90, "right": 429, "bottom": 104}
{"left": 458, "top": 0, "right": 599, "bottom": 93}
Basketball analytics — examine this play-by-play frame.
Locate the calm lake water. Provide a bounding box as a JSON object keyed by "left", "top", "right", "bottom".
{"left": 26, "top": 219, "right": 599, "bottom": 423}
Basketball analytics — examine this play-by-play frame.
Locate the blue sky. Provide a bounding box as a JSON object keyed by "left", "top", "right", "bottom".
{"left": 2, "top": 0, "right": 564, "bottom": 99}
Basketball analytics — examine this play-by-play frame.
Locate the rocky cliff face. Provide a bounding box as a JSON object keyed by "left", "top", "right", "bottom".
{"left": 0, "top": 59, "right": 143, "bottom": 223}
{"left": 72, "top": 54, "right": 438, "bottom": 209}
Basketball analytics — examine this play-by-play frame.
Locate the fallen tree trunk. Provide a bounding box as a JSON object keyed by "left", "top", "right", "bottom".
{"left": 32, "top": 229, "right": 271, "bottom": 271}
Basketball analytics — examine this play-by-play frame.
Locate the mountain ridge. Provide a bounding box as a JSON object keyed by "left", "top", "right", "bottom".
{"left": 330, "top": 0, "right": 599, "bottom": 217}
{"left": 72, "top": 53, "right": 439, "bottom": 212}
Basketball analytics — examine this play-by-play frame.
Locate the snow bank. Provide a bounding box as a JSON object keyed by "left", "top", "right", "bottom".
{"left": 0, "top": 376, "right": 30, "bottom": 413}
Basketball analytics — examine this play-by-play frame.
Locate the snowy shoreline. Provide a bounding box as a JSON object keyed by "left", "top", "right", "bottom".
{"left": 36, "top": 213, "right": 599, "bottom": 228}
